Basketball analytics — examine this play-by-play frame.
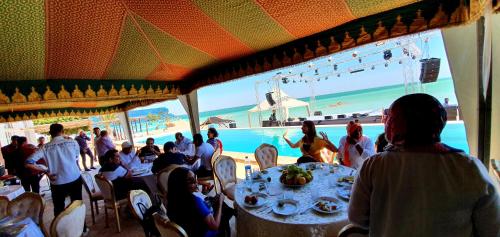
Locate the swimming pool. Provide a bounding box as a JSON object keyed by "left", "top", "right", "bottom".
{"left": 141, "top": 122, "right": 469, "bottom": 158}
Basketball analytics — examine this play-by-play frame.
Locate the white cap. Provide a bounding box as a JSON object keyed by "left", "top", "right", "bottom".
{"left": 121, "top": 141, "right": 132, "bottom": 148}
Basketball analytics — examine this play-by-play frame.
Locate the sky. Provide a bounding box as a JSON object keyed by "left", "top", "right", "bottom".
{"left": 137, "top": 30, "right": 452, "bottom": 115}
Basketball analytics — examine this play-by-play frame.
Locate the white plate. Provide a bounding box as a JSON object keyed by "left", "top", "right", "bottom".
{"left": 312, "top": 196, "right": 342, "bottom": 214}
{"left": 242, "top": 193, "right": 268, "bottom": 208}
{"left": 336, "top": 187, "right": 351, "bottom": 200}
{"left": 272, "top": 199, "right": 299, "bottom": 216}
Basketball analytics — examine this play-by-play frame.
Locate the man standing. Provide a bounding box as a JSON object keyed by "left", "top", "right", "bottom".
{"left": 174, "top": 132, "right": 194, "bottom": 157}
{"left": 138, "top": 137, "right": 161, "bottom": 163}
{"left": 349, "top": 94, "right": 499, "bottom": 236}
{"left": 25, "top": 124, "right": 88, "bottom": 232}
{"left": 75, "top": 131, "right": 96, "bottom": 171}
{"left": 95, "top": 130, "right": 115, "bottom": 166}
{"left": 119, "top": 141, "right": 141, "bottom": 169}
{"left": 336, "top": 121, "right": 374, "bottom": 169}
{"left": 1, "top": 135, "right": 19, "bottom": 175}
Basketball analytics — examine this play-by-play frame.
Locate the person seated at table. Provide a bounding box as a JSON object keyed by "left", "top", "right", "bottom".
{"left": 186, "top": 134, "right": 215, "bottom": 177}
{"left": 152, "top": 142, "right": 186, "bottom": 174}
{"left": 283, "top": 120, "right": 337, "bottom": 162}
{"left": 167, "top": 167, "right": 234, "bottom": 237}
{"left": 138, "top": 138, "right": 161, "bottom": 163}
{"left": 175, "top": 132, "right": 195, "bottom": 157}
{"left": 119, "top": 141, "right": 141, "bottom": 169}
{"left": 375, "top": 132, "right": 388, "bottom": 153}
{"left": 336, "top": 121, "right": 375, "bottom": 169}
{"left": 349, "top": 93, "right": 500, "bottom": 237}
{"left": 99, "top": 149, "right": 149, "bottom": 200}
{"left": 207, "top": 127, "right": 223, "bottom": 153}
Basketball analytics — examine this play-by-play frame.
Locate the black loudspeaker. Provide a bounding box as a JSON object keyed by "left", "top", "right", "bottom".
{"left": 299, "top": 117, "right": 306, "bottom": 121}
{"left": 419, "top": 58, "right": 441, "bottom": 83}
{"left": 325, "top": 116, "right": 333, "bottom": 120}
{"left": 265, "top": 92, "right": 276, "bottom": 106}
{"left": 337, "top": 114, "right": 346, "bottom": 119}
{"left": 314, "top": 111, "right": 322, "bottom": 116}
{"left": 229, "top": 123, "right": 236, "bottom": 128}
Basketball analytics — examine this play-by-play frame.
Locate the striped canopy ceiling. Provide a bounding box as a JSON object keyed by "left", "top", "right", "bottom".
{"left": 0, "top": 0, "right": 483, "bottom": 121}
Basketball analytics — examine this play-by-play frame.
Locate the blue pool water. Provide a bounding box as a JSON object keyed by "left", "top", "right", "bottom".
{"left": 142, "top": 122, "right": 469, "bottom": 158}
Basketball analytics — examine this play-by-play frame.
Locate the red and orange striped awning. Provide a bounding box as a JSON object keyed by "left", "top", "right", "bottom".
{"left": 0, "top": 0, "right": 482, "bottom": 121}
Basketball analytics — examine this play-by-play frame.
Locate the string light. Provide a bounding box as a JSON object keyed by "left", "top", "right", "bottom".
{"left": 333, "top": 64, "right": 338, "bottom": 71}
{"left": 314, "top": 69, "right": 319, "bottom": 75}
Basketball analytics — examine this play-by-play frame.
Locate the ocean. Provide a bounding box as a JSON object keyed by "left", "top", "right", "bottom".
{"left": 140, "top": 77, "right": 469, "bottom": 156}
{"left": 180, "top": 77, "right": 457, "bottom": 128}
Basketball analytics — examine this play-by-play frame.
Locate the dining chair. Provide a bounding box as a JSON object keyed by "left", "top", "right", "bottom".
{"left": 157, "top": 164, "right": 184, "bottom": 198}
{"left": 128, "top": 189, "right": 152, "bottom": 221}
{"left": 337, "top": 223, "right": 369, "bottom": 237}
{"left": 153, "top": 212, "right": 188, "bottom": 237}
{"left": 214, "top": 155, "right": 237, "bottom": 201}
{"left": 7, "top": 192, "right": 47, "bottom": 236}
{"left": 81, "top": 171, "right": 104, "bottom": 224}
{"left": 50, "top": 200, "right": 86, "bottom": 237}
{"left": 255, "top": 143, "right": 278, "bottom": 171}
{"left": 94, "top": 174, "right": 128, "bottom": 233}
{"left": 0, "top": 196, "right": 8, "bottom": 219}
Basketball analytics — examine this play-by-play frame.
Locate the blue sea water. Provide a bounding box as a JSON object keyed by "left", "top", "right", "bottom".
{"left": 144, "top": 122, "right": 468, "bottom": 157}
{"left": 182, "top": 77, "right": 457, "bottom": 128}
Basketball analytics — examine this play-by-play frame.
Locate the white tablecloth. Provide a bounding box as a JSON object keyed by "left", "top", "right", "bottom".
{"left": 131, "top": 163, "right": 154, "bottom": 177}
{"left": 0, "top": 217, "right": 44, "bottom": 237}
{"left": 0, "top": 185, "right": 24, "bottom": 201}
{"left": 235, "top": 164, "right": 354, "bottom": 237}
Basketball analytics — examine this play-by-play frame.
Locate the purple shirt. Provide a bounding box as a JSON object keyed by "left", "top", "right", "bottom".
{"left": 74, "top": 134, "right": 90, "bottom": 150}
{"left": 95, "top": 136, "right": 115, "bottom": 157}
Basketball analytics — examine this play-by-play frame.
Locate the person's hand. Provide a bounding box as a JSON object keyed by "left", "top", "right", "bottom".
{"left": 48, "top": 173, "right": 57, "bottom": 181}
{"left": 283, "top": 130, "right": 289, "bottom": 139}
{"left": 347, "top": 136, "right": 357, "bottom": 145}
{"left": 319, "top": 132, "right": 329, "bottom": 141}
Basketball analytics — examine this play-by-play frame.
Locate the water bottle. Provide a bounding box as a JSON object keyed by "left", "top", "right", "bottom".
{"left": 244, "top": 156, "right": 252, "bottom": 181}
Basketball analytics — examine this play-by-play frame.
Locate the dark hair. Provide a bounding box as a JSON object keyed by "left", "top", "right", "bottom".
{"left": 207, "top": 127, "right": 218, "bottom": 137}
{"left": 375, "top": 133, "right": 388, "bottom": 153}
{"left": 167, "top": 167, "right": 199, "bottom": 236}
{"left": 100, "top": 130, "right": 108, "bottom": 137}
{"left": 175, "top": 132, "right": 183, "bottom": 138}
{"left": 163, "top": 142, "right": 176, "bottom": 152}
{"left": 193, "top": 133, "right": 203, "bottom": 145}
{"left": 146, "top": 137, "right": 154, "bottom": 143}
{"left": 103, "top": 149, "right": 118, "bottom": 164}
{"left": 49, "top": 123, "right": 64, "bottom": 137}
{"left": 17, "top": 136, "right": 27, "bottom": 145}
{"left": 302, "top": 120, "right": 317, "bottom": 144}
{"left": 10, "top": 135, "right": 19, "bottom": 141}
{"left": 93, "top": 127, "right": 100, "bottom": 131}
{"left": 389, "top": 93, "right": 447, "bottom": 145}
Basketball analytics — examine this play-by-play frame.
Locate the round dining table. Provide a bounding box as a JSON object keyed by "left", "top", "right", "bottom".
{"left": 234, "top": 163, "right": 355, "bottom": 237}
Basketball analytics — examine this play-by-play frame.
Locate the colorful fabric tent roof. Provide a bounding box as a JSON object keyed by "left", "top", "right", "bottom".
{"left": 0, "top": 0, "right": 481, "bottom": 121}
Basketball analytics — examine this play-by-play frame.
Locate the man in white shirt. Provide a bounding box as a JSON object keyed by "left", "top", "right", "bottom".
{"left": 175, "top": 132, "right": 195, "bottom": 157}
{"left": 336, "top": 121, "right": 375, "bottom": 169}
{"left": 119, "top": 141, "right": 140, "bottom": 169}
{"left": 186, "top": 134, "right": 214, "bottom": 177}
{"left": 95, "top": 130, "right": 115, "bottom": 165}
{"left": 349, "top": 94, "right": 500, "bottom": 237}
{"left": 25, "top": 124, "right": 85, "bottom": 217}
